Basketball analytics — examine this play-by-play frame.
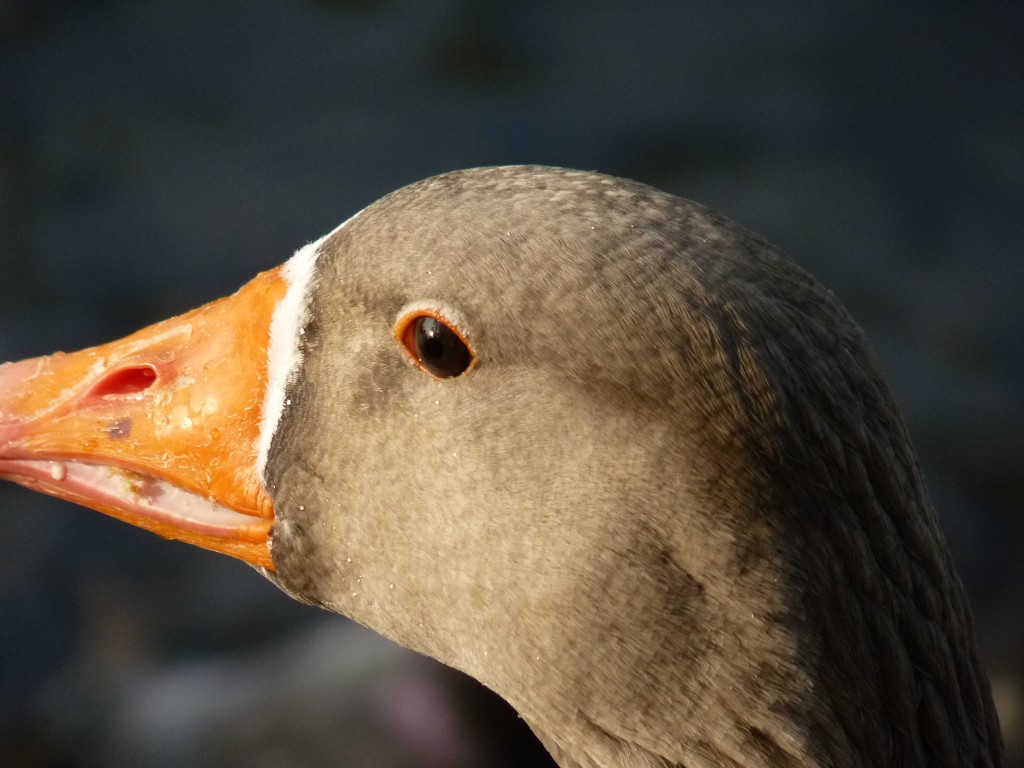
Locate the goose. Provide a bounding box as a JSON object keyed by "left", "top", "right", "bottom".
{"left": 0, "top": 166, "right": 1003, "bottom": 767}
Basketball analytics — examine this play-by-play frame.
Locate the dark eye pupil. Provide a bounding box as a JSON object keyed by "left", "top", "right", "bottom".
{"left": 414, "top": 316, "right": 472, "bottom": 378}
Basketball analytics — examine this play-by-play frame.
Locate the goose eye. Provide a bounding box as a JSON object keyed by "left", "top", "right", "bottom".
{"left": 396, "top": 312, "right": 475, "bottom": 379}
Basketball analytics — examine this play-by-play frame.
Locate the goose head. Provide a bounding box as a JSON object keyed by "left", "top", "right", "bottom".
{"left": 0, "top": 166, "right": 1003, "bottom": 767}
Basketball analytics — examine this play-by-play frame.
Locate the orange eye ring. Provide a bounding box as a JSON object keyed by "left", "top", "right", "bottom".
{"left": 394, "top": 308, "right": 476, "bottom": 379}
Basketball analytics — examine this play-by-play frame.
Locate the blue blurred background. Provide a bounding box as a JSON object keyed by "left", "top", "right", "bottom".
{"left": 1, "top": 2, "right": 1021, "bottom": 766}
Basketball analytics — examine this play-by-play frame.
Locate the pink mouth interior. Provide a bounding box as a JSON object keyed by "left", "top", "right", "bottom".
{"left": 0, "top": 459, "right": 260, "bottom": 538}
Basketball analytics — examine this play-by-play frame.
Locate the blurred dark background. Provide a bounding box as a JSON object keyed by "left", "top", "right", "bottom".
{"left": 1, "top": 1, "right": 1021, "bottom": 766}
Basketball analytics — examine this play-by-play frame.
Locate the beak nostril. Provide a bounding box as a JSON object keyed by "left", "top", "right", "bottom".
{"left": 89, "top": 366, "right": 158, "bottom": 398}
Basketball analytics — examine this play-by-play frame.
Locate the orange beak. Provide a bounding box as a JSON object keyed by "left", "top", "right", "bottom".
{"left": 0, "top": 268, "right": 288, "bottom": 570}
